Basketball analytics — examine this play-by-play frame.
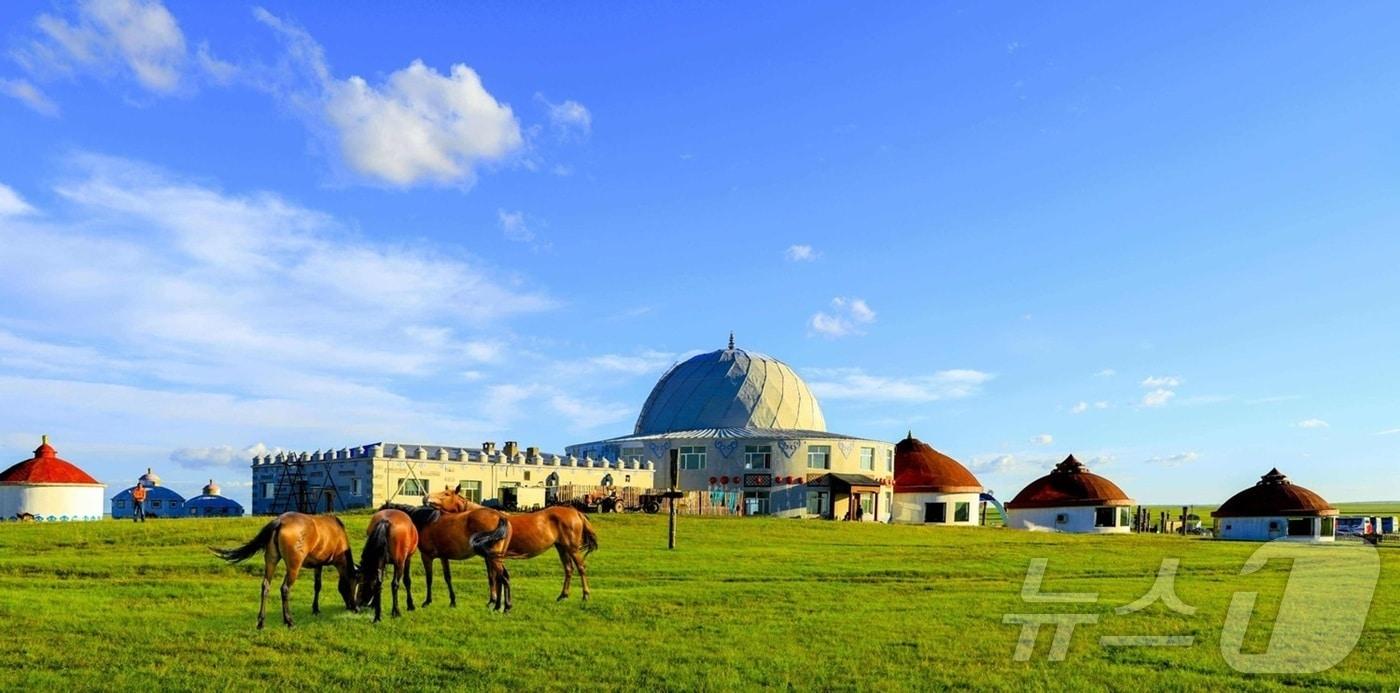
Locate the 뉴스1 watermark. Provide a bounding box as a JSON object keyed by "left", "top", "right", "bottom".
{"left": 1003, "top": 539, "right": 1380, "bottom": 673}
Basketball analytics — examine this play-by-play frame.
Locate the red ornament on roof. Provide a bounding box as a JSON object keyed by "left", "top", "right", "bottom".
{"left": 1005, "top": 455, "right": 1131, "bottom": 509}
{"left": 893, "top": 433, "right": 983, "bottom": 494}
{"left": 0, "top": 436, "right": 102, "bottom": 485}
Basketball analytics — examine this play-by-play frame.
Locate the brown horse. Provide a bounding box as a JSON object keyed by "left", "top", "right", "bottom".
{"left": 425, "top": 486, "right": 599, "bottom": 603}
{"left": 356, "top": 508, "right": 418, "bottom": 622}
{"left": 210, "top": 512, "right": 357, "bottom": 629}
{"left": 381, "top": 500, "right": 514, "bottom": 611}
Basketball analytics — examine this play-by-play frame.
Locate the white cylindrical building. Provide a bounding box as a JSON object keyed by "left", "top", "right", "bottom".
{"left": 891, "top": 433, "right": 984, "bottom": 525}
{"left": 0, "top": 436, "right": 105, "bottom": 522}
{"left": 1211, "top": 468, "right": 1337, "bottom": 542}
{"left": 1004, "top": 455, "right": 1134, "bottom": 534}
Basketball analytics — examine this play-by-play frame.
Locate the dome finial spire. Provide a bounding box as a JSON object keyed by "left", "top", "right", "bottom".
{"left": 728, "top": 331, "right": 735, "bottom": 350}
{"left": 41, "top": 434, "right": 48, "bottom": 446}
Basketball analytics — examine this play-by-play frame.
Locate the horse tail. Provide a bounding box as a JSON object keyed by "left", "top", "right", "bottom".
{"left": 210, "top": 518, "right": 281, "bottom": 564}
{"left": 360, "top": 518, "right": 390, "bottom": 574}
{"left": 580, "top": 514, "right": 599, "bottom": 556}
{"left": 470, "top": 516, "right": 510, "bottom": 558}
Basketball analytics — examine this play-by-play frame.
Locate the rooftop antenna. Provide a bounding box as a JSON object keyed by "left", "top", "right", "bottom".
{"left": 728, "top": 331, "right": 735, "bottom": 350}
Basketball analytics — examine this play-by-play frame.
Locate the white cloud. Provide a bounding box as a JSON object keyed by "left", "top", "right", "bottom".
{"left": 0, "top": 78, "right": 59, "bottom": 116}
{"left": 1144, "top": 451, "right": 1200, "bottom": 467}
{"left": 1295, "top": 418, "right": 1329, "bottom": 429}
{"left": 1141, "top": 375, "right": 1182, "bottom": 388}
{"left": 1031, "top": 434, "right": 1053, "bottom": 446}
{"left": 256, "top": 9, "right": 523, "bottom": 187}
{"left": 1141, "top": 388, "right": 1175, "bottom": 407}
{"left": 498, "top": 209, "right": 534, "bottom": 242}
{"left": 1069, "top": 401, "right": 1111, "bottom": 414}
{"left": 537, "top": 93, "right": 591, "bottom": 140}
{"left": 1138, "top": 375, "right": 1181, "bottom": 407}
{"left": 808, "top": 296, "right": 876, "bottom": 338}
{"left": 170, "top": 442, "right": 281, "bottom": 468}
{"left": 17, "top": 0, "right": 188, "bottom": 94}
{"left": 785, "top": 244, "right": 818, "bottom": 262}
{"left": 1375, "top": 428, "right": 1400, "bottom": 436}
{"left": 1094, "top": 368, "right": 1116, "bottom": 377}
{"left": 0, "top": 184, "right": 37, "bottom": 216}
{"left": 0, "top": 155, "right": 558, "bottom": 460}
{"left": 807, "top": 368, "right": 992, "bottom": 403}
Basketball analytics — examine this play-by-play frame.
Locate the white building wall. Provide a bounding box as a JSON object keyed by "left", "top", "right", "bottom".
{"left": 1215, "top": 516, "right": 1335, "bottom": 542}
{"left": 592, "top": 437, "right": 895, "bottom": 520}
{"left": 1007, "top": 505, "right": 1132, "bottom": 534}
{"left": 0, "top": 484, "right": 105, "bottom": 521}
{"left": 892, "top": 492, "right": 982, "bottom": 525}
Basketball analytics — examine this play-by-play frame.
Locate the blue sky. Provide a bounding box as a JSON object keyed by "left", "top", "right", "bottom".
{"left": 0, "top": 1, "right": 1397, "bottom": 508}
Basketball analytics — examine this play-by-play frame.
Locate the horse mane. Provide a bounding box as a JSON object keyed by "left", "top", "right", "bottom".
{"left": 359, "top": 518, "right": 389, "bottom": 578}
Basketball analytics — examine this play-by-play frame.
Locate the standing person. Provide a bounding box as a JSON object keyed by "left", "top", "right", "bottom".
{"left": 131, "top": 480, "right": 148, "bottom": 523}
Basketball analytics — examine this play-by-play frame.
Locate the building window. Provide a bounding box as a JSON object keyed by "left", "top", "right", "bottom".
{"left": 885, "top": 449, "right": 894, "bottom": 473}
{"left": 860, "top": 447, "right": 875, "bottom": 471}
{"left": 151, "top": 500, "right": 161, "bottom": 509}
{"left": 1287, "top": 518, "right": 1313, "bottom": 537}
{"left": 954, "top": 502, "right": 971, "bottom": 523}
{"left": 1320, "top": 517, "right": 1335, "bottom": 536}
{"left": 114, "top": 500, "right": 125, "bottom": 509}
{"left": 351, "top": 478, "right": 362, "bottom": 496}
{"left": 601, "top": 474, "right": 614, "bottom": 487}
{"left": 807, "top": 445, "right": 831, "bottom": 470}
{"left": 1095, "top": 507, "right": 1117, "bottom": 527}
{"left": 859, "top": 493, "right": 873, "bottom": 519}
{"left": 744, "top": 445, "right": 772, "bottom": 469}
{"left": 1055, "top": 513, "right": 1068, "bottom": 524}
{"left": 806, "top": 490, "right": 828, "bottom": 516}
{"left": 621, "top": 446, "right": 644, "bottom": 465}
{"left": 925, "top": 502, "right": 947, "bottom": 523}
{"left": 1119, "top": 507, "right": 1131, "bottom": 528}
{"left": 524, "top": 471, "right": 531, "bottom": 482}
{"left": 264, "top": 482, "right": 276, "bottom": 499}
{"left": 396, "top": 478, "right": 428, "bottom": 497}
{"left": 679, "top": 446, "right": 706, "bottom": 470}
{"left": 743, "top": 491, "right": 770, "bottom": 516}
{"left": 458, "top": 480, "right": 483, "bottom": 502}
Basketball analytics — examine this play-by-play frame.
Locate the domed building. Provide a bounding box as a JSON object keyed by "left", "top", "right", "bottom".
{"left": 891, "top": 433, "right": 984, "bottom": 525}
{"left": 568, "top": 336, "right": 895, "bottom": 520}
{"left": 1211, "top": 469, "right": 1337, "bottom": 542}
{"left": 183, "top": 479, "right": 245, "bottom": 517}
{"left": 111, "top": 467, "right": 186, "bottom": 519}
{"left": 0, "top": 436, "right": 105, "bottom": 522}
{"left": 1005, "top": 455, "right": 1134, "bottom": 533}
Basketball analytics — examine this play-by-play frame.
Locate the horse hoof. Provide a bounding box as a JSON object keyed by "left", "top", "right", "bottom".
{"left": 257, "top": 622, "right": 265, "bottom": 630}
{"left": 557, "top": 594, "right": 568, "bottom": 601}
{"left": 449, "top": 601, "right": 457, "bottom": 608}
{"left": 406, "top": 604, "right": 415, "bottom": 612}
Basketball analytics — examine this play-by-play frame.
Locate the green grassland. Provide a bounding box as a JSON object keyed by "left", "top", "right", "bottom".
{"left": 1, "top": 513, "right": 1397, "bottom": 691}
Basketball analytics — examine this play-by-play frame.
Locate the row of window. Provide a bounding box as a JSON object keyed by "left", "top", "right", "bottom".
{"left": 113, "top": 499, "right": 181, "bottom": 509}
{"left": 678, "top": 444, "right": 893, "bottom": 472}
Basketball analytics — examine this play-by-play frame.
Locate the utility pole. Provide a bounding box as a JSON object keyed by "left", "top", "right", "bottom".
{"left": 668, "top": 449, "right": 679, "bottom": 549}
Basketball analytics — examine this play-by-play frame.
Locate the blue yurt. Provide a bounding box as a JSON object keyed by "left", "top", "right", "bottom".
{"left": 111, "top": 468, "right": 185, "bottom": 519}
{"left": 183, "top": 480, "right": 244, "bottom": 517}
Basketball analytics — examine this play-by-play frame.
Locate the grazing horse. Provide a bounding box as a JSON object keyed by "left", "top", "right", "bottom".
{"left": 356, "top": 508, "right": 419, "bottom": 622}
{"left": 210, "top": 512, "right": 357, "bottom": 629}
{"left": 381, "top": 501, "right": 514, "bottom": 611}
{"left": 425, "top": 485, "right": 599, "bottom": 602}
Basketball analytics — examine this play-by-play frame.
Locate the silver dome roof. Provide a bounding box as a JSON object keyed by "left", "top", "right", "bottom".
{"left": 633, "top": 345, "right": 826, "bottom": 435}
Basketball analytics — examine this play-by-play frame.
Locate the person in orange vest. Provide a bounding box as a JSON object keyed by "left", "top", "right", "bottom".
{"left": 131, "top": 480, "right": 148, "bottom": 522}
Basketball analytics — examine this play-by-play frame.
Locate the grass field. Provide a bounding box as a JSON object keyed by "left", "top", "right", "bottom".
{"left": 1, "top": 513, "right": 1397, "bottom": 691}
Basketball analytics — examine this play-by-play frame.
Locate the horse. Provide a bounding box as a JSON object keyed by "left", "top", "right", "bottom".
{"left": 425, "top": 485, "right": 599, "bottom": 602}
{"left": 356, "top": 508, "right": 419, "bottom": 622}
{"left": 380, "top": 501, "right": 514, "bottom": 611}
{"left": 210, "top": 512, "right": 357, "bottom": 629}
